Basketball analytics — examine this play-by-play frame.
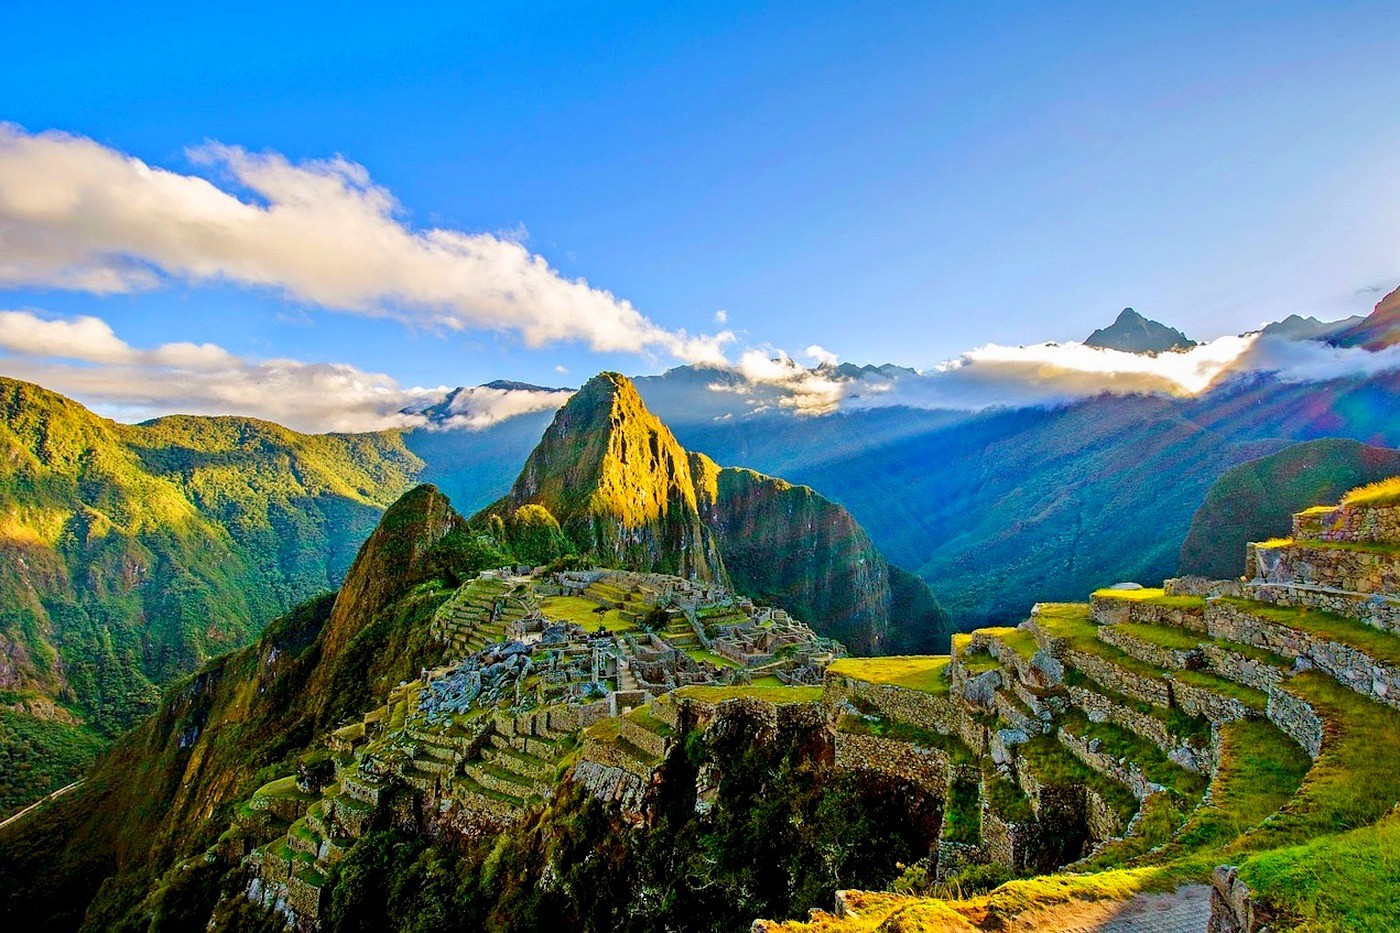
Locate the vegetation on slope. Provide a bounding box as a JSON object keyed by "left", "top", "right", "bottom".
{"left": 0, "top": 377, "right": 422, "bottom": 813}
{"left": 478, "top": 372, "right": 951, "bottom": 654}
{"left": 0, "top": 485, "right": 494, "bottom": 929}
{"left": 1179, "top": 439, "right": 1400, "bottom": 578}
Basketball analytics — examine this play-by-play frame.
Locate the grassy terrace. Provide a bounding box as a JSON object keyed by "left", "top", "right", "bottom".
{"left": 672, "top": 684, "right": 824, "bottom": 705}
{"left": 1036, "top": 604, "right": 1270, "bottom": 712}
{"left": 1219, "top": 597, "right": 1400, "bottom": 666}
{"left": 1256, "top": 536, "right": 1400, "bottom": 557}
{"left": 836, "top": 712, "right": 975, "bottom": 765}
{"left": 1234, "top": 670, "right": 1400, "bottom": 852}
{"left": 1017, "top": 733, "right": 1139, "bottom": 824}
{"left": 1145, "top": 718, "right": 1311, "bottom": 872}
{"left": 1062, "top": 668, "right": 1212, "bottom": 743}
{"left": 540, "top": 595, "right": 636, "bottom": 632}
{"left": 826, "top": 655, "right": 951, "bottom": 694}
{"left": 252, "top": 775, "right": 319, "bottom": 802}
{"left": 1091, "top": 588, "right": 1206, "bottom": 611}
{"left": 976, "top": 626, "right": 1039, "bottom": 659}
{"left": 1057, "top": 709, "right": 1208, "bottom": 800}
{"left": 1114, "top": 620, "right": 1291, "bottom": 667}
{"left": 1343, "top": 476, "right": 1400, "bottom": 508}
{"left": 1241, "top": 814, "right": 1400, "bottom": 931}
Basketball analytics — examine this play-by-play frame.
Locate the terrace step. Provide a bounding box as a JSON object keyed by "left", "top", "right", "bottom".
{"left": 465, "top": 762, "right": 550, "bottom": 799}
{"left": 1205, "top": 598, "right": 1400, "bottom": 713}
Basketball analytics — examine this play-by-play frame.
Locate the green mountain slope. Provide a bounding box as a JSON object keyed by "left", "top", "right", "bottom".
{"left": 479, "top": 373, "right": 950, "bottom": 652}
{"left": 0, "top": 377, "right": 421, "bottom": 815}
{"left": 1178, "top": 438, "right": 1400, "bottom": 578}
{"left": 483, "top": 372, "right": 724, "bottom": 581}
{"left": 0, "top": 484, "right": 478, "bottom": 930}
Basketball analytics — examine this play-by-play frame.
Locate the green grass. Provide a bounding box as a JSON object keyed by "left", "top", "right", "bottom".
{"left": 253, "top": 775, "right": 320, "bottom": 802}
{"left": 1220, "top": 598, "right": 1400, "bottom": 667}
{"left": 1113, "top": 622, "right": 1205, "bottom": 652}
{"left": 942, "top": 775, "right": 981, "bottom": 846}
{"left": 682, "top": 646, "right": 740, "bottom": 669}
{"left": 982, "top": 765, "right": 1034, "bottom": 824}
{"left": 827, "top": 655, "right": 951, "bottom": 694}
{"left": 1058, "top": 709, "right": 1208, "bottom": 799}
{"left": 1114, "top": 620, "right": 1291, "bottom": 667}
{"left": 1038, "top": 604, "right": 1270, "bottom": 712}
{"left": 1343, "top": 476, "right": 1400, "bottom": 508}
{"left": 976, "top": 626, "right": 1039, "bottom": 659}
{"left": 672, "top": 684, "right": 823, "bottom": 705}
{"left": 1146, "top": 718, "right": 1310, "bottom": 871}
{"left": 1296, "top": 537, "right": 1400, "bottom": 557}
{"left": 1075, "top": 793, "right": 1190, "bottom": 872}
{"left": 836, "top": 712, "right": 976, "bottom": 765}
{"left": 1240, "top": 814, "right": 1400, "bottom": 931}
{"left": 1091, "top": 588, "right": 1205, "bottom": 610}
{"left": 1017, "top": 733, "right": 1139, "bottom": 824}
{"left": 1234, "top": 671, "right": 1400, "bottom": 853}
{"left": 958, "top": 652, "right": 1002, "bottom": 674}
{"left": 1062, "top": 669, "right": 1211, "bottom": 743}
{"left": 539, "top": 595, "right": 636, "bottom": 632}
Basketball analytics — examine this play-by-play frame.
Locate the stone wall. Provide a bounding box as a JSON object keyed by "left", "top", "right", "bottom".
{"left": 1098, "top": 624, "right": 1199, "bottom": 671}
{"left": 1200, "top": 644, "right": 1285, "bottom": 693}
{"left": 833, "top": 732, "right": 951, "bottom": 791}
{"left": 1207, "top": 600, "right": 1400, "bottom": 713}
{"left": 1246, "top": 581, "right": 1400, "bottom": 635}
{"left": 1165, "top": 577, "right": 1245, "bottom": 599}
{"left": 1249, "top": 541, "right": 1400, "bottom": 597}
{"left": 1292, "top": 504, "right": 1400, "bottom": 545}
{"left": 823, "top": 674, "right": 962, "bottom": 735}
{"left": 1066, "top": 650, "right": 1172, "bottom": 707}
{"left": 1057, "top": 728, "right": 1155, "bottom": 801}
{"left": 1168, "top": 678, "right": 1251, "bottom": 725}
{"left": 980, "top": 803, "right": 1033, "bottom": 873}
{"left": 572, "top": 759, "right": 650, "bottom": 821}
{"left": 1265, "top": 687, "right": 1324, "bottom": 760}
{"left": 1091, "top": 595, "right": 1208, "bottom": 634}
{"left": 1208, "top": 865, "right": 1265, "bottom": 933}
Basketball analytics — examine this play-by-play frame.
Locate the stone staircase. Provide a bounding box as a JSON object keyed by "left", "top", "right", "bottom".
{"left": 430, "top": 577, "right": 538, "bottom": 659}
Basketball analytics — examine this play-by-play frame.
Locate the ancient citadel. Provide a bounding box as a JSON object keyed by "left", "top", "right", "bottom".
{"left": 230, "top": 488, "right": 1400, "bottom": 932}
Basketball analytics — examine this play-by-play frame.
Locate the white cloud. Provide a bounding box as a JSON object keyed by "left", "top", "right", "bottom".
{"left": 701, "top": 332, "right": 1400, "bottom": 417}
{"left": 420, "top": 384, "right": 574, "bottom": 431}
{"left": 0, "top": 309, "right": 448, "bottom": 433}
{"left": 724, "top": 349, "right": 850, "bottom": 415}
{"left": 0, "top": 125, "right": 731, "bottom": 364}
{"left": 554, "top": 364, "right": 569, "bottom": 375}
{"left": 714, "top": 309, "right": 728, "bottom": 324}
{"left": 804, "top": 344, "right": 839, "bottom": 367}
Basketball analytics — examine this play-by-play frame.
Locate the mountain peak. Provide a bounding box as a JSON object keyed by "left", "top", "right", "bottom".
{"left": 485, "top": 370, "right": 725, "bottom": 581}
{"left": 1330, "top": 283, "right": 1400, "bottom": 350}
{"left": 1084, "top": 307, "right": 1195, "bottom": 354}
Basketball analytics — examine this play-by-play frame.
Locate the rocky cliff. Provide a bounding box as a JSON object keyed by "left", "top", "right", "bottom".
{"left": 481, "top": 372, "right": 950, "bottom": 652}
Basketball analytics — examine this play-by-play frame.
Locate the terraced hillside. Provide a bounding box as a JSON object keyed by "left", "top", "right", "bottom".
{"left": 757, "top": 487, "right": 1400, "bottom": 932}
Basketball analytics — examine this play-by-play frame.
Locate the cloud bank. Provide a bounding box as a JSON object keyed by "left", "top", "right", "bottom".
{"left": 701, "top": 333, "right": 1400, "bottom": 419}
{"left": 0, "top": 125, "right": 732, "bottom": 363}
{"left": 0, "top": 310, "right": 568, "bottom": 433}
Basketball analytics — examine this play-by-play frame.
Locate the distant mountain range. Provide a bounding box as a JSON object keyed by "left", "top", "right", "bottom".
{"left": 1084, "top": 307, "right": 1196, "bottom": 353}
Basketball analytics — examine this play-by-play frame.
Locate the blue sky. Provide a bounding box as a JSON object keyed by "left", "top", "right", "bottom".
{"left": 1, "top": 1, "right": 1398, "bottom": 427}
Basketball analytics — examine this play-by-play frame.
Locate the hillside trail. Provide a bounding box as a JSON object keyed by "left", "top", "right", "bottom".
{"left": 1005, "top": 884, "right": 1211, "bottom": 932}
{"left": 0, "top": 779, "right": 83, "bottom": 832}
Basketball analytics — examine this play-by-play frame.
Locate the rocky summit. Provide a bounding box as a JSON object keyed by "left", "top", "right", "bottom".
{"left": 1084, "top": 307, "right": 1197, "bottom": 354}
{"left": 476, "top": 372, "right": 950, "bottom": 654}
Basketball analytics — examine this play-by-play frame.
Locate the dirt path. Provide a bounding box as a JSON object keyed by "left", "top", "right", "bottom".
{"left": 0, "top": 779, "right": 83, "bottom": 832}
{"left": 1006, "top": 884, "right": 1213, "bottom": 933}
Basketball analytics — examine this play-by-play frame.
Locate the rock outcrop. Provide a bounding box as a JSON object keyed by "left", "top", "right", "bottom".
{"left": 480, "top": 373, "right": 950, "bottom": 652}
